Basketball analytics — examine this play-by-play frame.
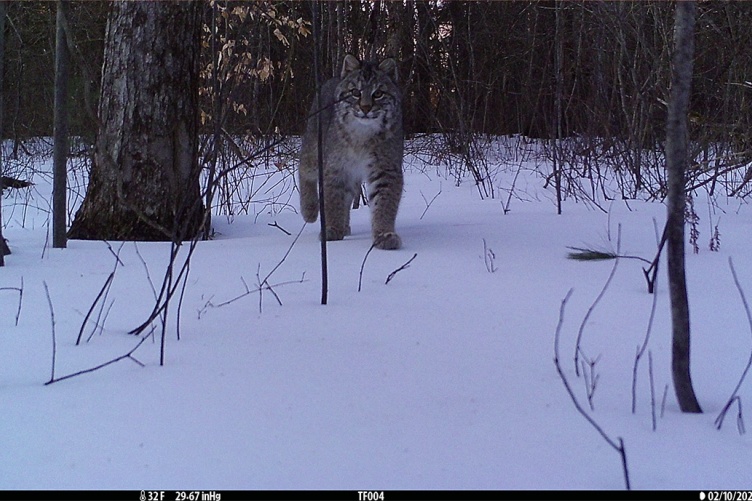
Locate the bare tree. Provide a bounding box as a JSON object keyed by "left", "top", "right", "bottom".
{"left": 665, "top": 0, "right": 702, "bottom": 413}
{"left": 68, "top": 0, "right": 204, "bottom": 242}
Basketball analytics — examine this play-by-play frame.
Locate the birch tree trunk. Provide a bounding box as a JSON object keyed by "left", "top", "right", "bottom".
{"left": 666, "top": 0, "right": 702, "bottom": 413}
{"left": 68, "top": 0, "right": 204, "bottom": 242}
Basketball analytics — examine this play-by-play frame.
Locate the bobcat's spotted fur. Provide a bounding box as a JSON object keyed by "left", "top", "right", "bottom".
{"left": 298, "top": 54, "right": 404, "bottom": 250}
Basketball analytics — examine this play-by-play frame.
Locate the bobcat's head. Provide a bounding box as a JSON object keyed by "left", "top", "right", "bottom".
{"left": 335, "top": 54, "right": 401, "bottom": 133}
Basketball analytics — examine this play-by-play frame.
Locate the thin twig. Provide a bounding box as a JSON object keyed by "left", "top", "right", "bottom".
{"left": 134, "top": 241, "right": 158, "bottom": 300}
{"left": 483, "top": 239, "right": 497, "bottom": 273}
{"left": 86, "top": 286, "right": 116, "bottom": 343}
{"left": 358, "top": 243, "right": 377, "bottom": 292}
{"left": 256, "top": 264, "right": 264, "bottom": 314}
{"left": 77, "top": 244, "right": 123, "bottom": 345}
{"left": 632, "top": 256, "right": 660, "bottom": 413}
{"left": 45, "top": 330, "right": 152, "bottom": 386}
{"left": 715, "top": 257, "right": 752, "bottom": 433}
{"left": 0, "top": 276, "right": 23, "bottom": 325}
{"left": 502, "top": 162, "right": 524, "bottom": 215}
{"left": 649, "top": 350, "right": 657, "bottom": 431}
{"left": 554, "top": 288, "right": 631, "bottom": 490}
{"left": 209, "top": 277, "right": 306, "bottom": 309}
{"left": 41, "top": 224, "right": 49, "bottom": 260}
{"left": 129, "top": 237, "right": 199, "bottom": 336}
{"left": 580, "top": 353, "right": 600, "bottom": 411}
{"left": 253, "top": 222, "right": 306, "bottom": 313}
{"left": 268, "top": 221, "right": 292, "bottom": 235}
{"left": 76, "top": 272, "right": 114, "bottom": 345}
{"left": 43, "top": 281, "right": 56, "bottom": 384}
{"left": 16, "top": 276, "right": 24, "bottom": 325}
{"left": 176, "top": 256, "right": 190, "bottom": 341}
{"left": 261, "top": 222, "right": 306, "bottom": 285}
{"left": 419, "top": 186, "right": 442, "bottom": 220}
{"left": 642, "top": 221, "right": 668, "bottom": 294}
{"left": 159, "top": 241, "right": 178, "bottom": 366}
{"left": 661, "top": 384, "right": 669, "bottom": 419}
{"left": 386, "top": 253, "right": 418, "bottom": 285}
{"left": 574, "top": 225, "right": 621, "bottom": 376}
{"left": 104, "top": 241, "right": 125, "bottom": 267}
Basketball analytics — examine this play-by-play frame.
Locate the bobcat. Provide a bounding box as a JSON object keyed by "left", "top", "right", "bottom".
{"left": 298, "top": 54, "right": 404, "bottom": 250}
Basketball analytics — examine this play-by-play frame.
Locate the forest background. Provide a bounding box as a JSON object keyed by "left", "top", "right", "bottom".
{"left": 4, "top": 0, "right": 752, "bottom": 205}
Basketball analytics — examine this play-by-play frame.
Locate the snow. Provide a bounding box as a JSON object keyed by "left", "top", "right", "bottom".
{"left": 1, "top": 137, "right": 751, "bottom": 490}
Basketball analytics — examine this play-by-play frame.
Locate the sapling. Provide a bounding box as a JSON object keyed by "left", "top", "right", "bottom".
{"left": 554, "top": 289, "right": 631, "bottom": 490}
{"left": 715, "top": 258, "right": 752, "bottom": 434}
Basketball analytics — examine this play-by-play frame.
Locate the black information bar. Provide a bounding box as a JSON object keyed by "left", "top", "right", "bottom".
{"left": 0, "top": 490, "right": 720, "bottom": 501}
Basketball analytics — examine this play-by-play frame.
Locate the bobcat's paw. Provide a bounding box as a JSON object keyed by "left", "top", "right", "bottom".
{"left": 322, "top": 226, "right": 348, "bottom": 241}
{"left": 374, "top": 232, "right": 402, "bottom": 250}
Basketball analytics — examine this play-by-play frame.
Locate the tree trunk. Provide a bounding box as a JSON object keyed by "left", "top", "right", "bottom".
{"left": 412, "top": 1, "right": 433, "bottom": 134}
{"left": 666, "top": 0, "right": 702, "bottom": 413}
{"left": 53, "top": 0, "right": 70, "bottom": 249}
{"left": 68, "top": 0, "right": 204, "bottom": 242}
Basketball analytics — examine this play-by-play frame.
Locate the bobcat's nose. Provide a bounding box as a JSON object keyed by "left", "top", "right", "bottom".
{"left": 359, "top": 103, "right": 372, "bottom": 114}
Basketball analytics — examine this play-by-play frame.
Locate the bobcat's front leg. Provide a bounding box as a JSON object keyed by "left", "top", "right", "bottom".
{"left": 369, "top": 170, "right": 403, "bottom": 250}
{"left": 322, "top": 177, "right": 351, "bottom": 241}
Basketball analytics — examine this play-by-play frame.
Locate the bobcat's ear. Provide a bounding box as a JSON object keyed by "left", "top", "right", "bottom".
{"left": 379, "top": 58, "right": 398, "bottom": 83}
{"left": 342, "top": 54, "right": 361, "bottom": 77}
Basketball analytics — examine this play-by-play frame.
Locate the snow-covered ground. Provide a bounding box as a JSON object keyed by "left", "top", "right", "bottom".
{"left": 1, "top": 137, "right": 751, "bottom": 490}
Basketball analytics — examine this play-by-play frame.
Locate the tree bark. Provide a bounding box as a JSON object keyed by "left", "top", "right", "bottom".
{"left": 53, "top": 0, "right": 70, "bottom": 249}
{"left": 68, "top": 0, "right": 204, "bottom": 242}
{"left": 666, "top": 0, "right": 702, "bottom": 413}
{"left": 412, "top": 1, "right": 434, "bottom": 134}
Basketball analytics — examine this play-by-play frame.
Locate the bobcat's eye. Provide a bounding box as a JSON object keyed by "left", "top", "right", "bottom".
{"left": 373, "top": 90, "right": 384, "bottom": 99}
{"left": 350, "top": 88, "right": 361, "bottom": 98}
